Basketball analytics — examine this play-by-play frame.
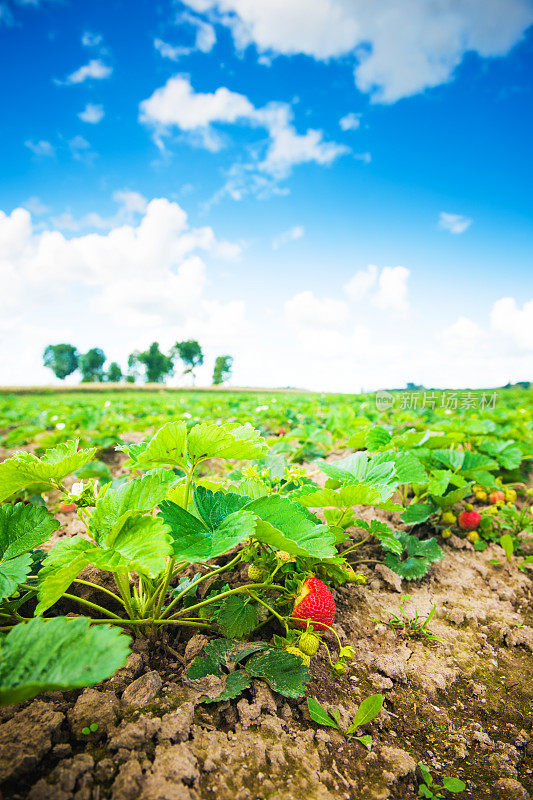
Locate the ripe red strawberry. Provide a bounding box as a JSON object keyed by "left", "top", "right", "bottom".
{"left": 59, "top": 502, "right": 77, "bottom": 513}
{"left": 489, "top": 490, "right": 505, "bottom": 505}
{"left": 458, "top": 510, "right": 481, "bottom": 531}
{"left": 291, "top": 577, "right": 335, "bottom": 631}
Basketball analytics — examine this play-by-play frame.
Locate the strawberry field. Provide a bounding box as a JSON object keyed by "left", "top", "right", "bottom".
{"left": 0, "top": 387, "right": 532, "bottom": 800}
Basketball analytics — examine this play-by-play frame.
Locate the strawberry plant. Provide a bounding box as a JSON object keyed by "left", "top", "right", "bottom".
{"left": 307, "top": 693, "right": 384, "bottom": 748}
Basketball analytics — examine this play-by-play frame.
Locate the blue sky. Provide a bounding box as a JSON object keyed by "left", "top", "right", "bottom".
{"left": 1, "top": 0, "right": 533, "bottom": 390}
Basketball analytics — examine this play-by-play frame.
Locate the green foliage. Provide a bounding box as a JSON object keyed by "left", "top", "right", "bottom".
{"left": 247, "top": 495, "right": 336, "bottom": 558}
{"left": 0, "top": 440, "right": 97, "bottom": 502}
{"left": 43, "top": 343, "right": 78, "bottom": 380}
{"left": 160, "top": 501, "right": 255, "bottom": 563}
{"left": 79, "top": 348, "right": 106, "bottom": 382}
{"left": 0, "top": 503, "right": 59, "bottom": 601}
{"left": 307, "top": 693, "right": 383, "bottom": 747}
{"left": 173, "top": 340, "right": 204, "bottom": 380}
{"left": 212, "top": 354, "right": 233, "bottom": 385}
{"left": 384, "top": 532, "right": 444, "bottom": 580}
{"left": 131, "top": 342, "right": 173, "bottom": 383}
{"left": 106, "top": 362, "right": 123, "bottom": 382}
{"left": 0, "top": 617, "right": 130, "bottom": 706}
{"left": 418, "top": 762, "right": 466, "bottom": 797}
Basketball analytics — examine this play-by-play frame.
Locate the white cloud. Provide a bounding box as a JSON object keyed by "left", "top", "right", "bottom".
{"left": 181, "top": 0, "right": 533, "bottom": 103}
{"left": 81, "top": 32, "right": 103, "bottom": 48}
{"left": 140, "top": 75, "right": 253, "bottom": 131}
{"left": 140, "top": 75, "right": 348, "bottom": 189}
{"left": 439, "top": 212, "right": 473, "bottom": 234}
{"left": 339, "top": 112, "right": 361, "bottom": 131}
{"left": 285, "top": 290, "right": 348, "bottom": 329}
{"left": 78, "top": 103, "right": 104, "bottom": 124}
{"left": 68, "top": 135, "right": 96, "bottom": 163}
{"left": 272, "top": 225, "right": 304, "bottom": 250}
{"left": 154, "top": 39, "right": 188, "bottom": 61}
{"left": 57, "top": 59, "right": 112, "bottom": 85}
{"left": 372, "top": 265, "right": 410, "bottom": 312}
{"left": 155, "top": 12, "right": 216, "bottom": 59}
{"left": 491, "top": 297, "right": 533, "bottom": 350}
{"left": 24, "top": 197, "right": 50, "bottom": 216}
{"left": 344, "top": 264, "right": 378, "bottom": 301}
{"left": 440, "top": 316, "right": 487, "bottom": 356}
{"left": 25, "top": 139, "right": 55, "bottom": 157}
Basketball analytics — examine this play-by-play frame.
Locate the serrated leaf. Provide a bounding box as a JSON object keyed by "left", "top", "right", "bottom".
{"left": 120, "top": 421, "right": 188, "bottom": 468}
{"left": 429, "top": 483, "right": 473, "bottom": 509}
{"left": 307, "top": 697, "right": 339, "bottom": 728}
{"left": 366, "top": 427, "right": 392, "bottom": 450}
{"left": 187, "top": 422, "right": 267, "bottom": 463}
{"left": 246, "top": 649, "right": 309, "bottom": 698}
{"left": 384, "top": 531, "right": 444, "bottom": 581}
{"left": 90, "top": 469, "right": 178, "bottom": 538}
{"left": 96, "top": 513, "right": 172, "bottom": 577}
{"left": 0, "top": 503, "right": 60, "bottom": 601}
{"left": 160, "top": 501, "right": 255, "bottom": 563}
{"left": 393, "top": 452, "right": 427, "bottom": 484}
{"left": 36, "top": 537, "right": 97, "bottom": 614}
{"left": 0, "top": 616, "right": 130, "bottom": 706}
{"left": 431, "top": 449, "right": 464, "bottom": 472}
{"left": 374, "top": 530, "right": 403, "bottom": 555}
{"left": 233, "top": 478, "right": 269, "bottom": 500}
{"left": 201, "top": 671, "right": 252, "bottom": 704}
{"left": 187, "top": 638, "right": 268, "bottom": 679}
{"left": 351, "top": 693, "right": 383, "bottom": 727}
{"left": 426, "top": 469, "right": 452, "bottom": 496}
{"left": 298, "top": 483, "right": 398, "bottom": 510}
{"left": 193, "top": 485, "right": 250, "bottom": 528}
{"left": 246, "top": 495, "right": 336, "bottom": 558}
{"left": 401, "top": 503, "right": 435, "bottom": 526}
{"left": 0, "top": 441, "right": 97, "bottom": 501}
{"left": 217, "top": 596, "right": 259, "bottom": 638}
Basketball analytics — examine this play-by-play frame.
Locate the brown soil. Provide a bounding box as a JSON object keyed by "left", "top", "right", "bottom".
{"left": 0, "top": 447, "right": 532, "bottom": 800}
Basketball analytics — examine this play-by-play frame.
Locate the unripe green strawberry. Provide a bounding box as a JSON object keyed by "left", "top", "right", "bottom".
{"left": 467, "top": 530, "right": 479, "bottom": 543}
{"left": 299, "top": 633, "right": 320, "bottom": 656}
{"left": 277, "top": 550, "right": 295, "bottom": 562}
{"left": 286, "top": 646, "right": 311, "bottom": 667}
{"left": 247, "top": 564, "right": 264, "bottom": 582}
{"left": 441, "top": 511, "right": 456, "bottom": 525}
{"left": 474, "top": 490, "right": 487, "bottom": 502}
{"left": 505, "top": 488, "right": 517, "bottom": 503}
{"left": 333, "top": 661, "right": 347, "bottom": 675}
{"left": 464, "top": 502, "right": 474, "bottom": 512}
{"left": 441, "top": 528, "right": 452, "bottom": 539}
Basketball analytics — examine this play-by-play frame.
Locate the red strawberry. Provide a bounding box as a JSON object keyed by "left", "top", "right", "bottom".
{"left": 488, "top": 490, "right": 505, "bottom": 505}
{"left": 458, "top": 510, "right": 481, "bottom": 531}
{"left": 292, "top": 577, "right": 335, "bottom": 631}
{"left": 60, "top": 503, "right": 77, "bottom": 513}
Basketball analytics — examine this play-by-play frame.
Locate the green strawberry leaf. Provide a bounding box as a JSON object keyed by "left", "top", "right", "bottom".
{"left": 401, "top": 503, "right": 435, "bottom": 526}
{"left": 187, "top": 638, "right": 268, "bottom": 679}
{"left": 119, "top": 421, "right": 188, "bottom": 468}
{"left": 193, "top": 485, "right": 251, "bottom": 529}
{"left": 89, "top": 469, "right": 178, "bottom": 538}
{"left": 365, "top": 427, "right": 392, "bottom": 450}
{"left": 246, "top": 495, "right": 336, "bottom": 558}
{"left": 36, "top": 537, "right": 95, "bottom": 615}
{"left": 384, "top": 532, "right": 444, "bottom": 580}
{"left": 245, "top": 649, "right": 309, "bottom": 698}
{"left": 0, "top": 440, "right": 97, "bottom": 501}
{"left": 441, "top": 776, "right": 466, "bottom": 793}
{"left": 0, "top": 617, "right": 130, "bottom": 706}
{"left": 160, "top": 501, "right": 255, "bottom": 563}
{"left": 201, "top": 671, "right": 252, "bottom": 704}
{"left": 187, "top": 422, "right": 267, "bottom": 463}
{"left": 0, "top": 503, "right": 60, "bottom": 601}
{"left": 217, "top": 596, "right": 259, "bottom": 639}
{"left": 392, "top": 452, "right": 427, "bottom": 484}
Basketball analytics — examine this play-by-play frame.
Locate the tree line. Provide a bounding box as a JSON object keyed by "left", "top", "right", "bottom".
{"left": 42, "top": 341, "right": 233, "bottom": 386}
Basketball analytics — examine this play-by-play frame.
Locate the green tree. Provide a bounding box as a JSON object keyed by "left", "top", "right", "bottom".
{"left": 79, "top": 348, "right": 106, "bottom": 382}
{"left": 173, "top": 340, "right": 204, "bottom": 384}
{"left": 212, "top": 355, "right": 233, "bottom": 385}
{"left": 106, "top": 362, "right": 123, "bottom": 383}
{"left": 132, "top": 342, "right": 173, "bottom": 383}
{"left": 43, "top": 344, "right": 78, "bottom": 380}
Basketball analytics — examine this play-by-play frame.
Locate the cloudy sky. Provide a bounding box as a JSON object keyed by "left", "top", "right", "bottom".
{"left": 1, "top": 0, "right": 533, "bottom": 391}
